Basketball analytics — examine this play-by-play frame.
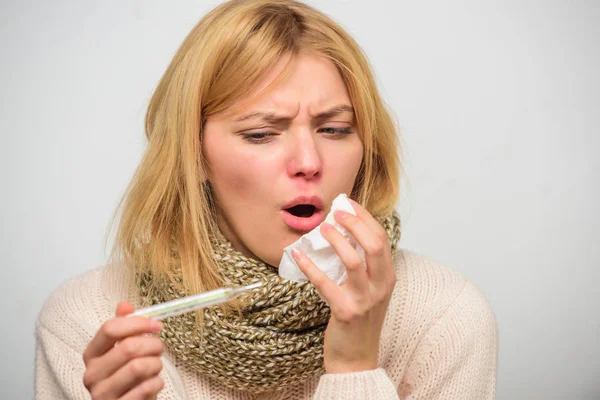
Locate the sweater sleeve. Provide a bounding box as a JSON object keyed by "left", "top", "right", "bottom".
{"left": 400, "top": 282, "right": 498, "bottom": 400}
{"left": 313, "top": 368, "right": 399, "bottom": 400}
{"left": 34, "top": 270, "right": 106, "bottom": 400}
{"left": 35, "top": 323, "right": 92, "bottom": 400}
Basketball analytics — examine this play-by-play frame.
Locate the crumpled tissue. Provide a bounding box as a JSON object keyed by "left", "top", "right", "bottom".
{"left": 278, "top": 193, "right": 365, "bottom": 285}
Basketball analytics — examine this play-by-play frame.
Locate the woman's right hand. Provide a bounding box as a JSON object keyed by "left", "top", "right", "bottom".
{"left": 82, "top": 302, "right": 165, "bottom": 399}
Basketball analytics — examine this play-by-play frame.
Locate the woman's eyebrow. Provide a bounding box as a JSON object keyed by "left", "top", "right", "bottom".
{"left": 312, "top": 104, "right": 354, "bottom": 121}
{"left": 234, "top": 111, "right": 282, "bottom": 123}
{"left": 234, "top": 104, "right": 354, "bottom": 123}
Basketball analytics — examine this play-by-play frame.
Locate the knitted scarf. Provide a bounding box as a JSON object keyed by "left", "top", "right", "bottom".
{"left": 137, "top": 213, "right": 401, "bottom": 393}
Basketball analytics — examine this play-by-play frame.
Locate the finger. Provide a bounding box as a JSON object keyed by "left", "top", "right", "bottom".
{"left": 334, "top": 210, "right": 391, "bottom": 283}
{"left": 116, "top": 301, "right": 135, "bottom": 317}
{"left": 83, "top": 317, "right": 162, "bottom": 365}
{"left": 120, "top": 376, "right": 165, "bottom": 400}
{"left": 92, "top": 356, "right": 163, "bottom": 399}
{"left": 84, "top": 336, "right": 164, "bottom": 385}
{"left": 348, "top": 198, "right": 389, "bottom": 236}
{"left": 319, "top": 222, "right": 369, "bottom": 293}
{"left": 291, "top": 247, "right": 345, "bottom": 307}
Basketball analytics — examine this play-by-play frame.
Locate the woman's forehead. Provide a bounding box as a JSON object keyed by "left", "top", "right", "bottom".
{"left": 218, "top": 54, "right": 351, "bottom": 121}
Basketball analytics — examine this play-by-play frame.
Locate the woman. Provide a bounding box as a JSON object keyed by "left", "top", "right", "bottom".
{"left": 35, "top": 0, "right": 497, "bottom": 399}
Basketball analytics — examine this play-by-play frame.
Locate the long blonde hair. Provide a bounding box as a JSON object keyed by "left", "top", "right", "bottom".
{"left": 108, "top": 0, "right": 402, "bottom": 310}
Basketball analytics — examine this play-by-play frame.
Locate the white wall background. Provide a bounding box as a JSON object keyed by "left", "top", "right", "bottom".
{"left": 1, "top": 0, "right": 598, "bottom": 398}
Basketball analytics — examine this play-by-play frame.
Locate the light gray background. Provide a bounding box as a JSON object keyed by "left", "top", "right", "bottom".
{"left": 1, "top": 0, "right": 598, "bottom": 398}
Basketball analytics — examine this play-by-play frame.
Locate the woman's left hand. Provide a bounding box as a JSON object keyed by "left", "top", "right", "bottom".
{"left": 291, "top": 199, "right": 396, "bottom": 374}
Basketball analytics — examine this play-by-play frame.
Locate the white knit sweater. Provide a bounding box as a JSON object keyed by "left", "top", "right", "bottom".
{"left": 35, "top": 250, "right": 497, "bottom": 399}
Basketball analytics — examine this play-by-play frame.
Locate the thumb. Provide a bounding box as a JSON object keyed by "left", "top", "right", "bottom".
{"left": 115, "top": 301, "right": 135, "bottom": 317}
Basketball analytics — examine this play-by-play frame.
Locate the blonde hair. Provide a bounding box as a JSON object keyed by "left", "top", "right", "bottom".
{"left": 108, "top": 0, "right": 402, "bottom": 311}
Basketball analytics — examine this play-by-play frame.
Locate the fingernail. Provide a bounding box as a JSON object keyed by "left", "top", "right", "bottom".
{"left": 291, "top": 247, "right": 303, "bottom": 260}
{"left": 151, "top": 320, "right": 163, "bottom": 332}
{"left": 321, "top": 222, "right": 333, "bottom": 233}
{"left": 335, "top": 210, "right": 349, "bottom": 219}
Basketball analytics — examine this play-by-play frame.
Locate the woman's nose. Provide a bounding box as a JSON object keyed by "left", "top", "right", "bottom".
{"left": 286, "top": 131, "right": 322, "bottom": 179}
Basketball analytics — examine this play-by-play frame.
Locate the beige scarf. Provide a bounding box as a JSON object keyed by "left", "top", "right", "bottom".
{"left": 138, "top": 213, "right": 401, "bottom": 393}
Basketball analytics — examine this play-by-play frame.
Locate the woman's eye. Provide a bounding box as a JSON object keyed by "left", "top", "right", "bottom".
{"left": 319, "top": 127, "right": 353, "bottom": 136}
{"left": 242, "top": 132, "right": 276, "bottom": 143}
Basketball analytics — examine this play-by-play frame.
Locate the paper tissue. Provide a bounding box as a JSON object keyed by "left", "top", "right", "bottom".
{"left": 278, "top": 193, "right": 365, "bottom": 285}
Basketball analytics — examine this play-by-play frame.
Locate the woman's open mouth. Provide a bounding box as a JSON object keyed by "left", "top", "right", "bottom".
{"left": 281, "top": 204, "right": 324, "bottom": 232}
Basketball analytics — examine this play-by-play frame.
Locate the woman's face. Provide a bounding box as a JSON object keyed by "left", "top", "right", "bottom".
{"left": 203, "top": 53, "right": 363, "bottom": 266}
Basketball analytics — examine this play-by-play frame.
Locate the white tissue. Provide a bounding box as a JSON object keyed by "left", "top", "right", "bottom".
{"left": 278, "top": 193, "right": 365, "bottom": 285}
